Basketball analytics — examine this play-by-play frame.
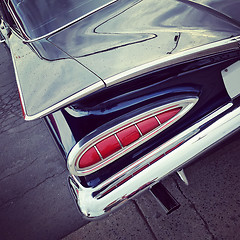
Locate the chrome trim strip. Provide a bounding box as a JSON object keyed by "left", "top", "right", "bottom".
{"left": 7, "top": 0, "right": 118, "bottom": 43}
{"left": 67, "top": 98, "right": 198, "bottom": 176}
{"left": 135, "top": 124, "right": 143, "bottom": 136}
{"left": 64, "top": 106, "right": 89, "bottom": 118}
{"left": 6, "top": 0, "right": 29, "bottom": 39}
{"left": 154, "top": 115, "right": 161, "bottom": 125}
{"left": 115, "top": 134, "right": 123, "bottom": 148}
{"left": 96, "top": 131, "right": 196, "bottom": 199}
{"left": 69, "top": 102, "right": 238, "bottom": 219}
{"left": 94, "top": 146, "right": 103, "bottom": 160}
{"left": 104, "top": 36, "right": 240, "bottom": 86}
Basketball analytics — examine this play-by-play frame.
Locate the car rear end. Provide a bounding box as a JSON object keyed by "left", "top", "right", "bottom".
{"left": 3, "top": 0, "right": 240, "bottom": 219}
{"left": 45, "top": 36, "right": 240, "bottom": 218}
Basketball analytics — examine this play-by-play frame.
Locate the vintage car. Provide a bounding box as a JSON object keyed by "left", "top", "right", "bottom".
{"left": 1, "top": 0, "right": 240, "bottom": 219}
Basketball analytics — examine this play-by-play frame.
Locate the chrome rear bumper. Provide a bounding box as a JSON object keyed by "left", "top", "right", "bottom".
{"left": 69, "top": 102, "right": 240, "bottom": 219}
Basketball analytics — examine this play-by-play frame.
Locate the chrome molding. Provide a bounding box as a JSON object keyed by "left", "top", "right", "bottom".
{"left": 104, "top": 36, "right": 240, "bottom": 86}
{"left": 7, "top": 0, "right": 118, "bottom": 43}
{"left": 68, "top": 102, "right": 237, "bottom": 219}
{"left": 6, "top": 0, "right": 28, "bottom": 39}
{"left": 64, "top": 107, "right": 89, "bottom": 118}
{"left": 67, "top": 98, "right": 198, "bottom": 176}
{"left": 0, "top": 27, "right": 6, "bottom": 43}
{"left": 95, "top": 130, "right": 197, "bottom": 199}
{"left": 95, "top": 103, "right": 232, "bottom": 191}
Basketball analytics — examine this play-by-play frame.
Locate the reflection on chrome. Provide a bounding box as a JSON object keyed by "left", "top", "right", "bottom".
{"left": 69, "top": 102, "right": 239, "bottom": 219}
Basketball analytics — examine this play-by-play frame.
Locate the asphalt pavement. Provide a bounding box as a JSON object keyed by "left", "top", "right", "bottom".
{"left": 1, "top": 43, "right": 240, "bottom": 240}
{"left": 0, "top": 43, "right": 88, "bottom": 240}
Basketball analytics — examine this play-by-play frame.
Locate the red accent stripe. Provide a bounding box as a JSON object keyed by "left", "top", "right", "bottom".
{"left": 17, "top": 90, "right": 26, "bottom": 119}
{"left": 132, "top": 165, "right": 149, "bottom": 176}
{"left": 165, "top": 142, "right": 183, "bottom": 154}
{"left": 149, "top": 154, "right": 164, "bottom": 165}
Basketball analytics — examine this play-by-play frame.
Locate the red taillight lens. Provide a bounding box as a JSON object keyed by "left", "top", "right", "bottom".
{"left": 156, "top": 108, "right": 181, "bottom": 123}
{"left": 137, "top": 117, "right": 159, "bottom": 135}
{"left": 77, "top": 106, "right": 183, "bottom": 169}
{"left": 79, "top": 147, "right": 101, "bottom": 168}
{"left": 96, "top": 135, "right": 121, "bottom": 159}
{"left": 116, "top": 125, "right": 141, "bottom": 147}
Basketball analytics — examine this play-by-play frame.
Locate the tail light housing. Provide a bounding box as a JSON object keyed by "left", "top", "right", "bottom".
{"left": 67, "top": 98, "right": 198, "bottom": 176}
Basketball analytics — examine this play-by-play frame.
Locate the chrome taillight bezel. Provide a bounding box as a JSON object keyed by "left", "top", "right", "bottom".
{"left": 67, "top": 97, "right": 198, "bottom": 176}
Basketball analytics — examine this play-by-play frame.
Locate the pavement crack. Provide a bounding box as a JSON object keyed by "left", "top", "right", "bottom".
{"left": 10, "top": 121, "right": 42, "bottom": 134}
{"left": 0, "top": 81, "right": 13, "bottom": 87}
{"left": 0, "top": 157, "right": 39, "bottom": 182}
{"left": 132, "top": 200, "right": 158, "bottom": 240}
{"left": 0, "top": 169, "right": 67, "bottom": 210}
{"left": 173, "top": 178, "right": 216, "bottom": 240}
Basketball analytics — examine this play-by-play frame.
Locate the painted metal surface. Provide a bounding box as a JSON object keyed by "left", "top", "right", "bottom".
{"left": 48, "top": 0, "right": 240, "bottom": 79}
{"left": 191, "top": 0, "right": 240, "bottom": 24}
{"left": 45, "top": 111, "right": 77, "bottom": 156}
{"left": 222, "top": 61, "right": 240, "bottom": 99}
{"left": 104, "top": 36, "right": 240, "bottom": 86}
{"left": 2, "top": 0, "right": 240, "bottom": 119}
{"left": 8, "top": 32, "right": 104, "bottom": 119}
{"left": 7, "top": 0, "right": 116, "bottom": 40}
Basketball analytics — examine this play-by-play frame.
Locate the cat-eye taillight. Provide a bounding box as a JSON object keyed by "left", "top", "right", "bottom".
{"left": 67, "top": 98, "right": 198, "bottom": 176}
